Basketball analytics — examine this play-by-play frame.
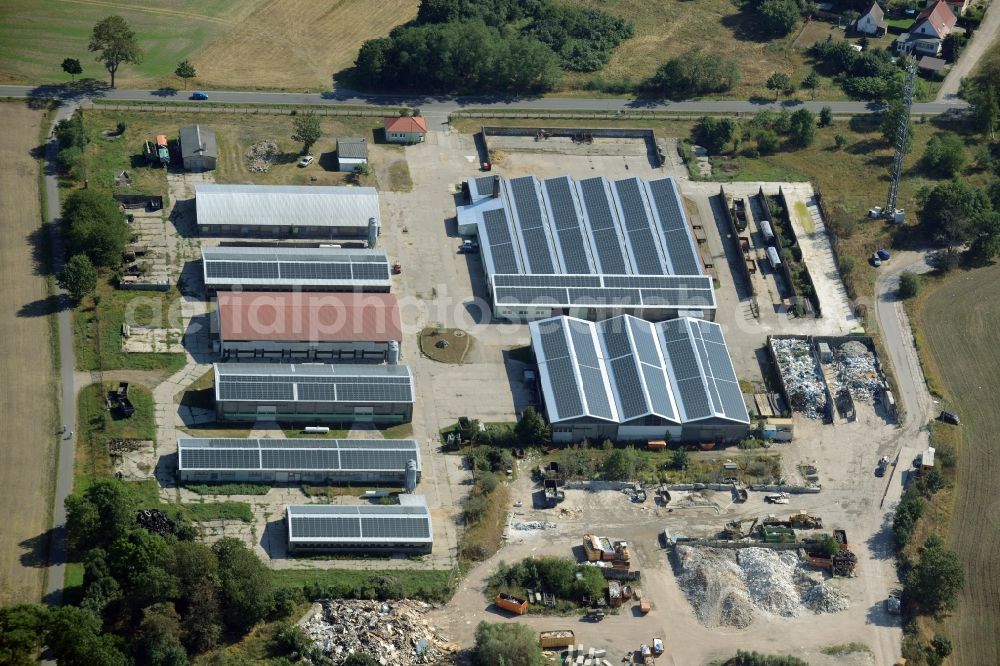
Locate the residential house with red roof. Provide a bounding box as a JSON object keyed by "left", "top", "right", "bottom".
{"left": 384, "top": 115, "right": 428, "bottom": 144}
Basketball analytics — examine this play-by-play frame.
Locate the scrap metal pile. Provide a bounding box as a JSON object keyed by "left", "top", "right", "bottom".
{"left": 674, "top": 546, "right": 849, "bottom": 628}
{"left": 302, "top": 599, "right": 456, "bottom": 665}
{"left": 772, "top": 338, "right": 827, "bottom": 418}
{"left": 514, "top": 521, "right": 557, "bottom": 531}
{"left": 245, "top": 141, "right": 279, "bottom": 173}
{"left": 835, "top": 340, "right": 882, "bottom": 402}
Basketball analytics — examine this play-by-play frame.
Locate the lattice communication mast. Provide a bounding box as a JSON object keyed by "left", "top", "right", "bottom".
{"left": 884, "top": 60, "right": 917, "bottom": 221}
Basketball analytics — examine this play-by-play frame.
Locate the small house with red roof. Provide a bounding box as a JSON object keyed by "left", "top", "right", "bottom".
{"left": 925, "top": 0, "right": 969, "bottom": 16}
{"left": 384, "top": 115, "right": 428, "bottom": 144}
{"left": 897, "top": 0, "right": 957, "bottom": 55}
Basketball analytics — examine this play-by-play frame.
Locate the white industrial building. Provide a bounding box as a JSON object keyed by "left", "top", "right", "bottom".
{"left": 286, "top": 495, "right": 432, "bottom": 555}
{"left": 177, "top": 437, "right": 421, "bottom": 486}
{"left": 195, "top": 184, "right": 380, "bottom": 242}
{"left": 529, "top": 314, "right": 749, "bottom": 444}
{"left": 457, "top": 175, "right": 714, "bottom": 322}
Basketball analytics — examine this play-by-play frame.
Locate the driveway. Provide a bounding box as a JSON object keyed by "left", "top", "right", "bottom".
{"left": 938, "top": 2, "right": 1000, "bottom": 99}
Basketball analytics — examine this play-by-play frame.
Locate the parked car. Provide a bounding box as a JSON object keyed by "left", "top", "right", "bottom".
{"left": 886, "top": 592, "right": 901, "bottom": 615}
{"left": 459, "top": 239, "right": 479, "bottom": 254}
{"left": 640, "top": 644, "right": 652, "bottom": 658}
{"left": 297, "top": 155, "right": 315, "bottom": 167}
{"left": 876, "top": 455, "right": 889, "bottom": 477}
{"left": 653, "top": 638, "right": 664, "bottom": 655}
{"left": 871, "top": 252, "right": 882, "bottom": 267}
{"left": 190, "top": 91, "right": 208, "bottom": 100}
{"left": 939, "top": 410, "right": 960, "bottom": 425}
{"left": 877, "top": 248, "right": 891, "bottom": 261}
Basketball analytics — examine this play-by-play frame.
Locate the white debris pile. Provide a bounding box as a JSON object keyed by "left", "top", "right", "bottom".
{"left": 674, "top": 546, "right": 850, "bottom": 628}
{"left": 772, "top": 338, "right": 827, "bottom": 418}
{"left": 675, "top": 546, "right": 754, "bottom": 628}
{"left": 738, "top": 548, "right": 802, "bottom": 617}
{"left": 245, "top": 140, "right": 279, "bottom": 172}
{"left": 302, "top": 599, "right": 455, "bottom": 665}
{"left": 514, "top": 521, "right": 557, "bottom": 530}
{"left": 836, "top": 340, "right": 881, "bottom": 402}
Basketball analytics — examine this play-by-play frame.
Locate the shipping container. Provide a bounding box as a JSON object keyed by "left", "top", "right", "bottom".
{"left": 766, "top": 246, "right": 781, "bottom": 269}
{"left": 759, "top": 219, "right": 775, "bottom": 244}
{"left": 495, "top": 593, "right": 528, "bottom": 615}
{"left": 539, "top": 630, "right": 575, "bottom": 649}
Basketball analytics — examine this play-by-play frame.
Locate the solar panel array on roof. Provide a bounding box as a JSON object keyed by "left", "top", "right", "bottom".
{"left": 214, "top": 364, "right": 414, "bottom": 405}
{"left": 202, "top": 246, "right": 391, "bottom": 289}
{"left": 177, "top": 438, "right": 420, "bottom": 473}
{"left": 286, "top": 499, "right": 432, "bottom": 545}
{"left": 460, "top": 175, "right": 710, "bottom": 314}
{"left": 490, "top": 274, "right": 715, "bottom": 310}
{"left": 530, "top": 315, "right": 748, "bottom": 428}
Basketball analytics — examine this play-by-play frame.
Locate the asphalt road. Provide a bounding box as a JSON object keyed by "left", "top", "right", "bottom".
{"left": 938, "top": 0, "right": 1000, "bottom": 100}
{"left": 0, "top": 84, "right": 968, "bottom": 118}
{"left": 43, "top": 102, "right": 79, "bottom": 606}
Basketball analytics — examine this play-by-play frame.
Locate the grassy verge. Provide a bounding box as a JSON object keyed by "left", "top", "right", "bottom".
{"left": 73, "top": 277, "right": 186, "bottom": 372}
{"left": 75, "top": 382, "right": 156, "bottom": 493}
{"left": 182, "top": 501, "right": 254, "bottom": 523}
{"left": 388, "top": 159, "right": 413, "bottom": 192}
{"left": 270, "top": 568, "right": 454, "bottom": 603}
{"left": 184, "top": 482, "right": 271, "bottom": 496}
{"left": 419, "top": 327, "right": 472, "bottom": 364}
{"left": 62, "top": 562, "right": 84, "bottom": 606}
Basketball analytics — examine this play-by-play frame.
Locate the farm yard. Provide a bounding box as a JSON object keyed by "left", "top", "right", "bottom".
{"left": 917, "top": 263, "right": 1000, "bottom": 666}
{"left": 0, "top": 102, "right": 58, "bottom": 606}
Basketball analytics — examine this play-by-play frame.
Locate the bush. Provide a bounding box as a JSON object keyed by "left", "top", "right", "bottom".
{"left": 525, "top": 4, "right": 633, "bottom": 72}
{"left": 603, "top": 446, "right": 639, "bottom": 480}
{"left": 757, "top": 130, "right": 781, "bottom": 155}
{"left": 473, "top": 621, "right": 543, "bottom": 666}
{"left": 892, "top": 487, "right": 926, "bottom": 547}
{"left": 694, "top": 117, "right": 736, "bottom": 154}
{"left": 755, "top": 0, "right": 800, "bottom": 37}
{"left": 906, "top": 535, "right": 965, "bottom": 614}
{"left": 834, "top": 133, "right": 848, "bottom": 150}
{"left": 62, "top": 189, "right": 129, "bottom": 268}
{"left": 920, "top": 132, "right": 967, "bottom": 178}
{"left": 898, "top": 271, "right": 920, "bottom": 298}
{"left": 649, "top": 49, "right": 741, "bottom": 97}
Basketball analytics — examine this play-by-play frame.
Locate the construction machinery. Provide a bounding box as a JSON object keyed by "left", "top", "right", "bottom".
{"left": 614, "top": 541, "right": 631, "bottom": 562}
{"left": 789, "top": 511, "right": 823, "bottom": 529}
{"left": 722, "top": 517, "right": 758, "bottom": 540}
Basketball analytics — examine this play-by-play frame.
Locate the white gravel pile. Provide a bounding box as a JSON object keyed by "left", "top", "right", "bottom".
{"left": 674, "top": 546, "right": 850, "bottom": 627}
{"left": 738, "top": 548, "right": 803, "bottom": 617}
{"left": 245, "top": 141, "right": 279, "bottom": 172}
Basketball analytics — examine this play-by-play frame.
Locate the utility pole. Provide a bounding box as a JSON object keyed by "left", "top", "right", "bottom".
{"left": 884, "top": 59, "right": 917, "bottom": 223}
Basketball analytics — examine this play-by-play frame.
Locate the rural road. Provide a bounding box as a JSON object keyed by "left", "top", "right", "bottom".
{"left": 42, "top": 102, "right": 80, "bottom": 606}
{"left": 0, "top": 84, "right": 968, "bottom": 120}
{"left": 938, "top": 0, "right": 1000, "bottom": 100}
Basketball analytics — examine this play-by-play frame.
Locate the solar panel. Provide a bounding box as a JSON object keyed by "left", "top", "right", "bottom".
{"left": 556, "top": 228, "right": 594, "bottom": 274}
{"left": 351, "top": 263, "right": 391, "bottom": 281}
{"left": 614, "top": 178, "right": 654, "bottom": 231}
{"left": 337, "top": 383, "right": 412, "bottom": 402}
{"left": 627, "top": 228, "right": 666, "bottom": 275}
{"left": 494, "top": 275, "right": 600, "bottom": 288}
{"left": 482, "top": 209, "right": 521, "bottom": 274}
{"left": 205, "top": 262, "right": 280, "bottom": 280}
{"left": 578, "top": 365, "right": 614, "bottom": 420}
{"left": 297, "top": 383, "right": 338, "bottom": 402}
{"left": 218, "top": 382, "right": 294, "bottom": 401}
{"left": 598, "top": 318, "right": 632, "bottom": 359}
{"left": 520, "top": 227, "right": 557, "bottom": 274}
{"left": 278, "top": 262, "right": 353, "bottom": 281}
{"left": 568, "top": 288, "right": 642, "bottom": 306}
{"left": 543, "top": 177, "right": 583, "bottom": 231}
{"left": 641, "top": 289, "right": 713, "bottom": 307}
{"left": 590, "top": 228, "right": 629, "bottom": 275}
{"left": 509, "top": 177, "right": 545, "bottom": 230}
{"left": 181, "top": 448, "right": 260, "bottom": 469}
{"left": 494, "top": 287, "right": 569, "bottom": 305}
{"left": 261, "top": 450, "right": 340, "bottom": 469}
{"left": 646, "top": 179, "right": 703, "bottom": 276}
{"left": 677, "top": 377, "right": 712, "bottom": 418}
{"left": 641, "top": 362, "right": 676, "bottom": 420}
{"left": 361, "top": 517, "right": 430, "bottom": 539}
{"left": 610, "top": 357, "right": 647, "bottom": 420}
{"left": 603, "top": 275, "right": 711, "bottom": 289}
{"left": 339, "top": 449, "right": 413, "bottom": 470}
{"left": 628, "top": 319, "right": 661, "bottom": 366}
{"left": 537, "top": 322, "right": 570, "bottom": 360}
{"left": 567, "top": 319, "right": 599, "bottom": 368}
{"left": 291, "top": 517, "right": 362, "bottom": 539}
{"left": 578, "top": 178, "right": 617, "bottom": 231}
{"left": 546, "top": 357, "right": 584, "bottom": 418}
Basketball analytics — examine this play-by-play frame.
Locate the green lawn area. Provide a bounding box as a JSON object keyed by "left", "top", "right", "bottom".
{"left": 0, "top": 0, "right": 251, "bottom": 87}
{"left": 182, "top": 500, "right": 254, "bottom": 523}
{"left": 270, "top": 568, "right": 454, "bottom": 603}
{"left": 75, "top": 382, "right": 156, "bottom": 493}
{"left": 72, "top": 277, "right": 186, "bottom": 372}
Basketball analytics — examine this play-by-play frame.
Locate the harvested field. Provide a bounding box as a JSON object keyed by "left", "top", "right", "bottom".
{"left": 192, "top": 0, "right": 420, "bottom": 90}
{"left": 0, "top": 102, "right": 57, "bottom": 605}
{"left": 917, "top": 263, "right": 1000, "bottom": 666}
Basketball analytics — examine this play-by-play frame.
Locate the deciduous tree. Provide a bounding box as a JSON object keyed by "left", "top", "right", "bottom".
{"left": 213, "top": 538, "right": 274, "bottom": 633}
{"left": 921, "top": 132, "right": 966, "bottom": 177}
{"left": 514, "top": 406, "right": 549, "bottom": 446}
{"left": 802, "top": 71, "right": 820, "bottom": 98}
{"left": 788, "top": 108, "right": 817, "bottom": 147}
{"left": 291, "top": 111, "right": 321, "bottom": 155}
{"left": 907, "top": 535, "right": 965, "bottom": 614}
{"left": 174, "top": 60, "right": 196, "bottom": 89}
{"left": 61, "top": 254, "right": 98, "bottom": 303}
{"left": 603, "top": 446, "right": 639, "bottom": 481}
{"left": 766, "top": 72, "right": 792, "bottom": 99}
{"left": 61, "top": 189, "right": 129, "bottom": 268}
{"left": 88, "top": 15, "right": 142, "bottom": 88}
{"left": 694, "top": 117, "right": 736, "bottom": 154}
{"left": 61, "top": 58, "right": 83, "bottom": 81}
{"left": 473, "top": 621, "right": 543, "bottom": 666}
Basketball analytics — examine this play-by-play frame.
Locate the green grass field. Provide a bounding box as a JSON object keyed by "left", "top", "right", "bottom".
{"left": 0, "top": 0, "right": 257, "bottom": 87}
{"left": 270, "top": 568, "right": 454, "bottom": 603}
{"left": 916, "top": 263, "right": 1000, "bottom": 666}
{"left": 74, "top": 382, "right": 156, "bottom": 492}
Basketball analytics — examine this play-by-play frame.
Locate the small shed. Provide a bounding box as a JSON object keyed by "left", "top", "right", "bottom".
{"left": 384, "top": 116, "right": 427, "bottom": 144}
{"left": 179, "top": 124, "right": 217, "bottom": 171}
{"left": 337, "top": 137, "right": 369, "bottom": 172}
{"left": 918, "top": 55, "right": 948, "bottom": 73}
{"left": 919, "top": 446, "right": 936, "bottom": 475}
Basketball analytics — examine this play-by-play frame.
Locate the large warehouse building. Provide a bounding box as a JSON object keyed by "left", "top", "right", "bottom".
{"left": 201, "top": 246, "right": 393, "bottom": 293}
{"left": 177, "top": 437, "right": 421, "bottom": 486}
{"left": 529, "top": 315, "right": 749, "bottom": 443}
{"left": 286, "top": 495, "right": 432, "bottom": 555}
{"left": 196, "top": 184, "right": 380, "bottom": 241}
{"left": 457, "top": 175, "right": 714, "bottom": 322}
{"left": 213, "top": 291, "right": 402, "bottom": 362}
{"left": 213, "top": 363, "right": 414, "bottom": 424}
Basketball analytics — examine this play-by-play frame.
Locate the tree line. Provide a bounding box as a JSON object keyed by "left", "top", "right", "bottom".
{"left": 354, "top": 0, "right": 632, "bottom": 93}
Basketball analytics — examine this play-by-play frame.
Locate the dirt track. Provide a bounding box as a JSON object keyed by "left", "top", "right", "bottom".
{"left": 0, "top": 101, "right": 57, "bottom": 605}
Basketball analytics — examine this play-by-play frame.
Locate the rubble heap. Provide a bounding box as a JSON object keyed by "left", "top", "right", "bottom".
{"left": 836, "top": 341, "right": 881, "bottom": 402}
{"left": 772, "top": 338, "right": 827, "bottom": 419}
{"left": 514, "top": 521, "right": 557, "bottom": 530}
{"left": 245, "top": 141, "right": 279, "bottom": 173}
{"left": 302, "top": 599, "right": 455, "bottom": 665}
{"left": 674, "top": 546, "right": 850, "bottom": 628}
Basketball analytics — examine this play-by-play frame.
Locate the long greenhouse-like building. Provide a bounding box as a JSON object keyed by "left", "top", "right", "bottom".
{"left": 177, "top": 437, "right": 421, "bottom": 485}
{"left": 529, "top": 314, "right": 749, "bottom": 444}
{"left": 286, "top": 495, "right": 432, "bottom": 555}
{"left": 213, "top": 363, "right": 414, "bottom": 424}
{"left": 457, "top": 175, "right": 714, "bottom": 322}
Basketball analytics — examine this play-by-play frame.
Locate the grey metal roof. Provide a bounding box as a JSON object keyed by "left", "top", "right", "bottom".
{"left": 178, "top": 437, "right": 420, "bottom": 473}
{"left": 458, "top": 175, "right": 707, "bottom": 312}
{"left": 529, "top": 315, "right": 748, "bottom": 426}
{"left": 491, "top": 273, "right": 715, "bottom": 311}
{"left": 286, "top": 497, "right": 432, "bottom": 544}
{"left": 337, "top": 137, "right": 368, "bottom": 160}
{"left": 179, "top": 124, "right": 217, "bottom": 159}
{"left": 214, "top": 363, "right": 414, "bottom": 405}
{"left": 201, "top": 245, "right": 391, "bottom": 290}
{"left": 196, "top": 184, "right": 379, "bottom": 229}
